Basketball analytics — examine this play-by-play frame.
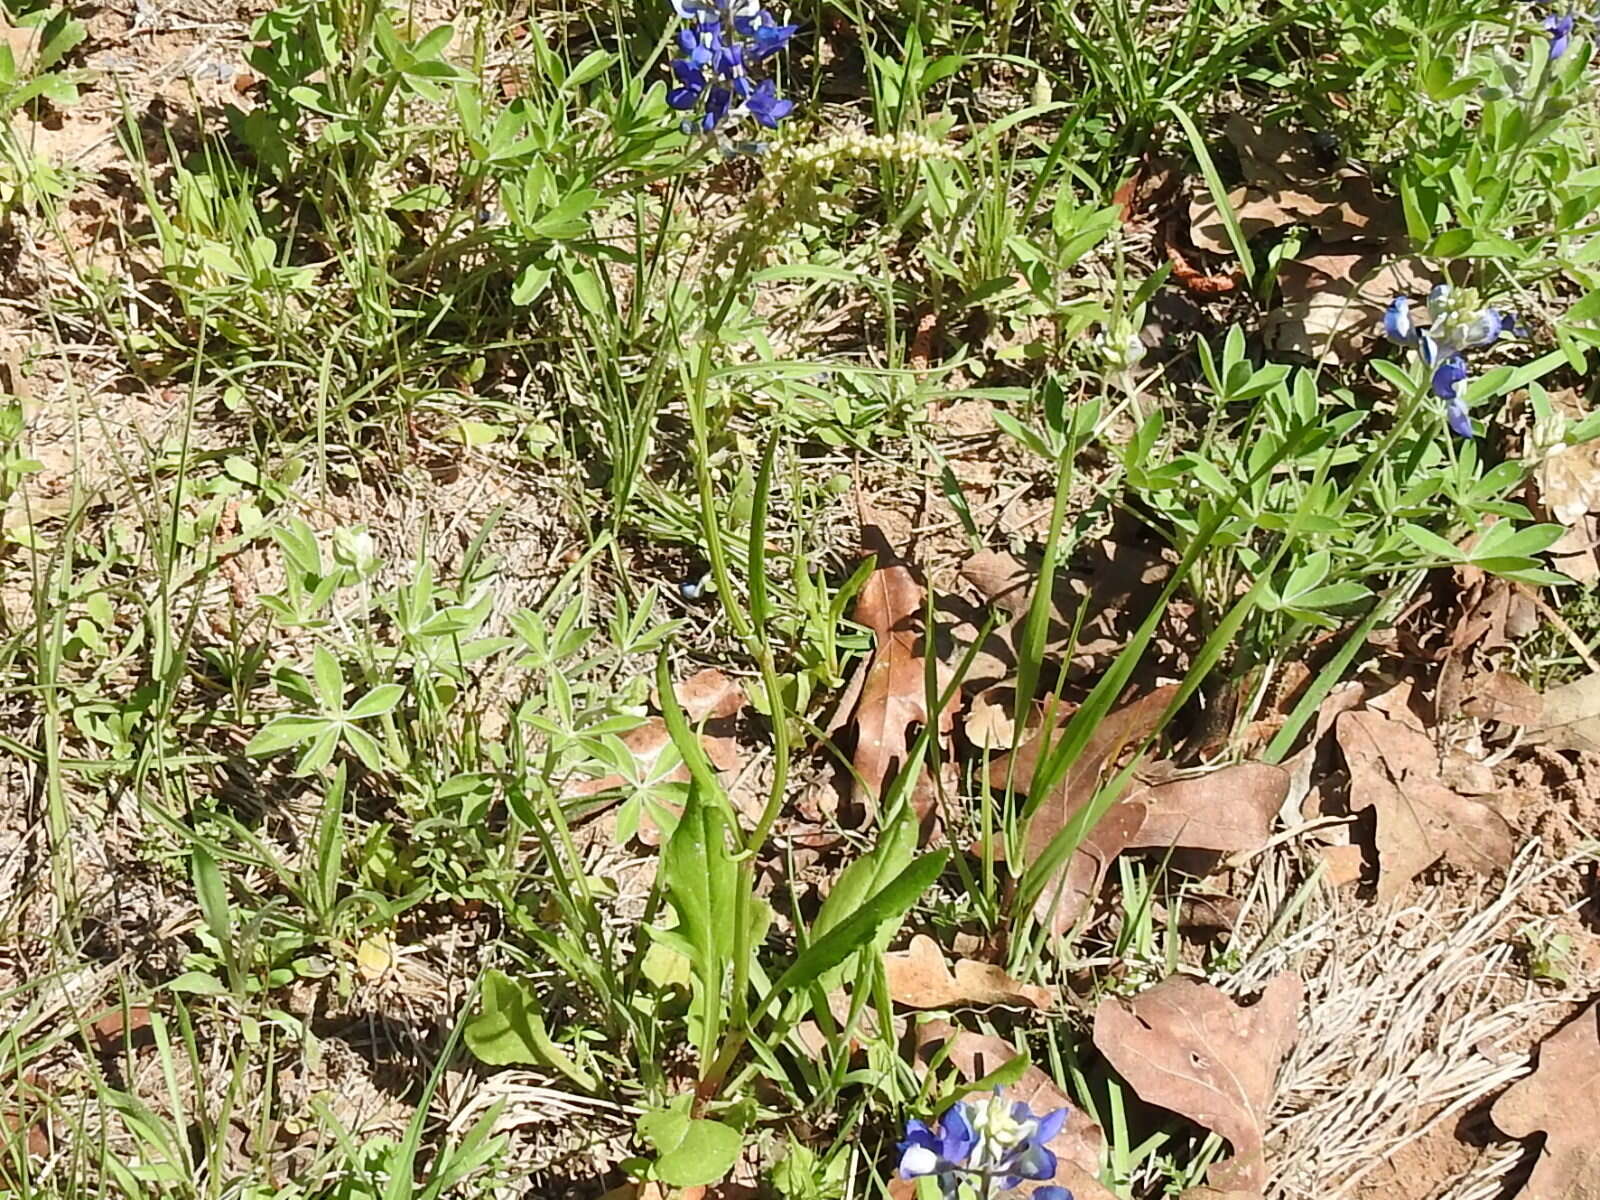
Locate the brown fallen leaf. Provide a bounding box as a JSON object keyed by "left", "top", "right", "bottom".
{"left": 666, "top": 668, "right": 748, "bottom": 722}
{"left": 1335, "top": 708, "right": 1515, "bottom": 901}
{"left": 1538, "top": 436, "right": 1600, "bottom": 526}
{"left": 1122, "top": 763, "right": 1289, "bottom": 856}
{"left": 1285, "top": 680, "right": 1366, "bottom": 821}
{"left": 958, "top": 543, "right": 1169, "bottom": 688}
{"left": 1264, "top": 251, "right": 1436, "bottom": 361}
{"left": 1222, "top": 116, "right": 1334, "bottom": 191}
{"left": 1523, "top": 672, "right": 1600, "bottom": 754}
{"left": 86, "top": 1004, "right": 154, "bottom": 1052}
{"left": 989, "top": 687, "right": 1177, "bottom": 933}
{"left": 1315, "top": 843, "right": 1365, "bottom": 888}
{"left": 850, "top": 562, "right": 955, "bottom": 816}
{"left": 1548, "top": 515, "right": 1600, "bottom": 585}
{"left": 1179, "top": 1189, "right": 1261, "bottom": 1200}
{"left": 1461, "top": 671, "right": 1543, "bottom": 727}
{"left": 1490, "top": 1000, "right": 1600, "bottom": 1200}
{"left": 1176, "top": 893, "right": 1244, "bottom": 935}
{"left": 965, "top": 685, "right": 1039, "bottom": 750}
{"left": 1190, "top": 174, "right": 1401, "bottom": 258}
{"left": 1529, "top": 396, "right": 1600, "bottom": 583}
{"left": 884, "top": 934, "right": 1052, "bottom": 1010}
{"left": 0, "top": 1107, "right": 49, "bottom": 1163}
{"left": 961, "top": 543, "right": 1168, "bottom": 622}
{"left": 915, "top": 1023, "right": 1115, "bottom": 1200}
{"left": 1092, "top": 973, "right": 1302, "bottom": 1193}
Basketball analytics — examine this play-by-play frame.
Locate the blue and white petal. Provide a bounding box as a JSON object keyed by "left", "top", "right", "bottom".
{"left": 1382, "top": 296, "right": 1416, "bottom": 345}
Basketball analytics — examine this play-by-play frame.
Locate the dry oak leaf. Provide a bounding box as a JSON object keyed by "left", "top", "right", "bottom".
{"left": 1264, "top": 251, "right": 1436, "bottom": 362}
{"left": 1536, "top": 423, "right": 1600, "bottom": 581}
{"left": 989, "top": 687, "right": 1177, "bottom": 934}
{"left": 1540, "top": 438, "right": 1600, "bottom": 525}
{"left": 1189, "top": 117, "right": 1403, "bottom": 255}
{"left": 1335, "top": 708, "right": 1515, "bottom": 902}
{"left": 958, "top": 544, "right": 1168, "bottom": 682}
{"left": 1122, "top": 763, "right": 1289, "bottom": 856}
{"left": 666, "top": 668, "right": 748, "bottom": 722}
{"left": 914, "top": 1023, "right": 1115, "bottom": 1200}
{"left": 1189, "top": 174, "right": 1401, "bottom": 258}
{"left": 1461, "top": 670, "right": 1544, "bottom": 727}
{"left": 1523, "top": 672, "right": 1600, "bottom": 755}
{"left": 965, "top": 684, "right": 1023, "bottom": 749}
{"left": 1491, "top": 1000, "right": 1600, "bottom": 1200}
{"left": 884, "top": 934, "right": 1052, "bottom": 1010}
{"left": 850, "top": 563, "right": 956, "bottom": 814}
{"left": 1548, "top": 516, "right": 1600, "bottom": 585}
{"left": 1092, "top": 973, "right": 1303, "bottom": 1194}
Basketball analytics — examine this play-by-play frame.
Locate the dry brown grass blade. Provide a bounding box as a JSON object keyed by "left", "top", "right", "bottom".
{"left": 1093, "top": 973, "right": 1303, "bottom": 1194}
{"left": 1490, "top": 1000, "right": 1600, "bottom": 1200}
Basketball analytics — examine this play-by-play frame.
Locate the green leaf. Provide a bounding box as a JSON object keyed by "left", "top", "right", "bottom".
{"left": 1400, "top": 523, "right": 1463, "bottom": 561}
{"left": 765, "top": 849, "right": 948, "bottom": 1006}
{"left": 1482, "top": 564, "right": 1570, "bottom": 586}
{"left": 661, "top": 764, "right": 739, "bottom": 1060}
{"left": 295, "top": 724, "right": 343, "bottom": 775}
{"left": 1293, "top": 581, "right": 1372, "bottom": 609}
{"left": 530, "top": 189, "right": 598, "bottom": 239}
{"left": 1370, "top": 359, "right": 1415, "bottom": 394}
{"left": 561, "top": 50, "right": 616, "bottom": 91}
{"left": 637, "top": 1099, "right": 741, "bottom": 1188}
{"left": 1472, "top": 522, "right": 1564, "bottom": 560}
{"left": 413, "top": 23, "right": 454, "bottom": 59}
{"left": 463, "top": 970, "right": 597, "bottom": 1090}
{"left": 311, "top": 646, "right": 344, "bottom": 710}
{"left": 244, "top": 715, "right": 329, "bottom": 756}
{"left": 511, "top": 262, "right": 553, "bottom": 305}
{"left": 1421, "top": 56, "right": 1454, "bottom": 101}
{"left": 346, "top": 683, "right": 404, "bottom": 720}
{"left": 341, "top": 724, "right": 388, "bottom": 773}
{"left": 1566, "top": 289, "right": 1600, "bottom": 325}
{"left": 1427, "top": 227, "right": 1474, "bottom": 258}
{"left": 192, "top": 848, "right": 232, "bottom": 950}
{"left": 809, "top": 814, "right": 915, "bottom": 991}
{"left": 166, "top": 971, "right": 227, "bottom": 995}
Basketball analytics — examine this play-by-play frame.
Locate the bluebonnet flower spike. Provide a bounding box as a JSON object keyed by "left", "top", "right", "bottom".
{"left": 666, "top": 0, "right": 796, "bottom": 145}
{"left": 899, "top": 1090, "right": 1073, "bottom": 1198}
{"left": 1382, "top": 288, "right": 1512, "bottom": 439}
{"left": 897, "top": 1105, "right": 975, "bottom": 1179}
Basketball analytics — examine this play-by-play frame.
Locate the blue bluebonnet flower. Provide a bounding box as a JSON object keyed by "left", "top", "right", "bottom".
{"left": 667, "top": 0, "right": 797, "bottom": 146}
{"left": 1381, "top": 285, "right": 1524, "bottom": 439}
{"left": 898, "top": 1090, "right": 1074, "bottom": 1199}
{"left": 1546, "top": 10, "right": 1576, "bottom": 57}
{"left": 1527, "top": 0, "right": 1597, "bottom": 60}
{"left": 1431, "top": 355, "right": 1472, "bottom": 437}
